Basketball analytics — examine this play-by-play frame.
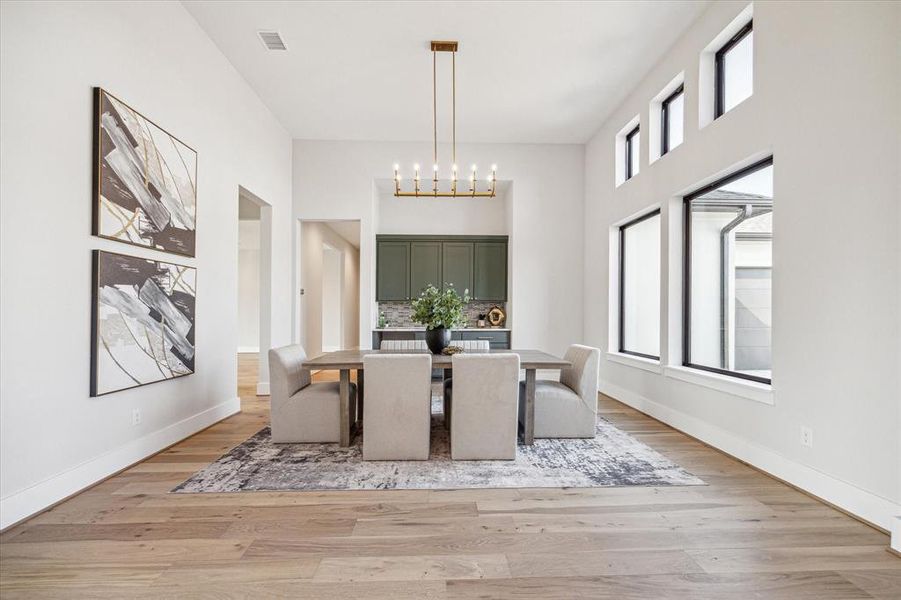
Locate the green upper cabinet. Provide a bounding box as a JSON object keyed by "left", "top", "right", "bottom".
{"left": 409, "top": 242, "right": 442, "bottom": 297}
{"left": 441, "top": 242, "right": 474, "bottom": 299}
{"left": 376, "top": 241, "right": 410, "bottom": 300}
{"left": 474, "top": 242, "right": 507, "bottom": 301}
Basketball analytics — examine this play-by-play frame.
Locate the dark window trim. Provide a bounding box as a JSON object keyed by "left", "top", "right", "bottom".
{"left": 714, "top": 20, "right": 753, "bottom": 118}
{"left": 661, "top": 84, "right": 684, "bottom": 156}
{"left": 683, "top": 156, "right": 773, "bottom": 385}
{"left": 624, "top": 125, "right": 640, "bottom": 181}
{"left": 619, "top": 208, "right": 661, "bottom": 361}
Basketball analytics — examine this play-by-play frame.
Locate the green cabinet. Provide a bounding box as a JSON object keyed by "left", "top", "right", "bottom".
{"left": 441, "top": 242, "right": 474, "bottom": 298}
{"left": 473, "top": 242, "right": 507, "bottom": 301}
{"left": 376, "top": 241, "right": 410, "bottom": 300}
{"left": 376, "top": 235, "right": 508, "bottom": 302}
{"left": 409, "top": 242, "right": 441, "bottom": 297}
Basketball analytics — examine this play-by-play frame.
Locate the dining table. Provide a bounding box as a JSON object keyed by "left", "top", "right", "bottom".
{"left": 302, "top": 349, "right": 571, "bottom": 447}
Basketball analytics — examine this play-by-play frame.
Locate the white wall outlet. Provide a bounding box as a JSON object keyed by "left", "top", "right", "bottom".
{"left": 800, "top": 425, "right": 813, "bottom": 448}
{"left": 132, "top": 408, "right": 142, "bottom": 426}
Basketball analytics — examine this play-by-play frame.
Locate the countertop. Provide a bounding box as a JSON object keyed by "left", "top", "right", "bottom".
{"left": 373, "top": 327, "right": 511, "bottom": 332}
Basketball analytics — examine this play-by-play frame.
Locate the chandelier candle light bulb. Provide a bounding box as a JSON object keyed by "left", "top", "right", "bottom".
{"left": 392, "top": 40, "right": 497, "bottom": 198}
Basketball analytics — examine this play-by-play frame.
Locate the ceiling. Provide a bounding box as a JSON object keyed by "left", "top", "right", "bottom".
{"left": 184, "top": 1, "right": 709, "bottom": 144}
{"left": 324, "top": 221, "right": 361, "bottom": 248}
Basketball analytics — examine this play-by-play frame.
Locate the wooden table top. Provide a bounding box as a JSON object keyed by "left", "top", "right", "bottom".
{"left": 303, "top": 349, "right": 570, "bottom": 370}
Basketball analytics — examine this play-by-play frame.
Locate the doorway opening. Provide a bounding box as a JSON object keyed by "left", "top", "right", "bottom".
{"left": 237, "top": 187, "right": 272, "bottom": 398}
{"left": 299, "top": 220, "right": 361, "bottom": 360}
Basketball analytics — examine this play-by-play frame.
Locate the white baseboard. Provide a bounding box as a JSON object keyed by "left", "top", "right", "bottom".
{"left": 599, "top": 381, "right": 900, "bottom": 533}
{"left": 0, "top": 397, "right": 240, "bottom": 530}
{"left": 237, "top": 346, "right": 259, "bottom": 354}
{"left": 256, "top": 382, "right": 270, "bottom": 396}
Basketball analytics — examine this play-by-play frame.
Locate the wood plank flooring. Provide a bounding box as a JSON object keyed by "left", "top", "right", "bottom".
{"left": 1, "top": 353, "right": 897, "bottom": 598}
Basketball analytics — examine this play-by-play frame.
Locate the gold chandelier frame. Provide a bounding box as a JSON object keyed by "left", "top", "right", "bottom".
{"left": 393, "top": 40, "right": 497, "bottom": 198}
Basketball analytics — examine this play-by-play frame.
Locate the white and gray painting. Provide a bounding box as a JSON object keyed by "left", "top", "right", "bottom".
{"left": 95, "top": 89, "right": 196, "bottom": 256}
{"left": 92, "top": 251, "right": 195, "bottom": 396}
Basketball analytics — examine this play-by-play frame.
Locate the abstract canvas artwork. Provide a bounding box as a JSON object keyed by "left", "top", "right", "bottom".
{"left": 93, "top": 88, "right": 197, "bottom": 256}
{"left": 91, "top": 251, "right": 196, "bottom": 396}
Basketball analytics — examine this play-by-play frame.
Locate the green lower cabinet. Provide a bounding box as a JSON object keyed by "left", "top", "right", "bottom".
{"left": 473, "top": 242, "right": 507, "bottom": 301}
{"left": 409, "top": 242, "right": 442, "bottom": 298}
{"left": 441, "top": 242, "right": 474, "bottom": 299}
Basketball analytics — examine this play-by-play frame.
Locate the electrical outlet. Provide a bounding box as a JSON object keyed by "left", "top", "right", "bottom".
{"left": 132, "top": 408, "right": 142, "bottom": 426}
{"left": 800, "top": 425, "right": 813, "bottom": 448}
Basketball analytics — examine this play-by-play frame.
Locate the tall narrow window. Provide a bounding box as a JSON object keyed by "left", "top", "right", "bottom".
{"left": 625, "top": 125, "right": 640, "bottom": 180}
{"left": 661, "top": 85, "right": 684, "bottom": 155}
{"left": 620, "top": 209, "right": 661, "bottom": 359}
{"left": 715, "top": 20, "right": 753, "bottom": 118}
{"left": 684, "top": 157, "right": 773, "bottom": 383}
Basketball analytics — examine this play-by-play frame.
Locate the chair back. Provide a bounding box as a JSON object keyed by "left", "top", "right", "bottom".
{"left": 362, "top": 353, "right": 433, "bottom": 460}
{"left": 379, "top": 339, "right": 428, "bottom": 351}
{"left": 453, "top": 340, "right": 490, "bottom": 352}
{"left": 450, "top": 353, "right": 520, "bottom": 459}
{"left": 560, "top": 344, "right": 601, "bottom": 409}
{"left": 268, "top": 344, "right": 311, "bottom": 402}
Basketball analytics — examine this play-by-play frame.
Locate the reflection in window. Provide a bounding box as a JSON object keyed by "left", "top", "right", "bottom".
{"left": 716, "top": 21, "right": 753, "bottom": 117}
{"left": 685, "top": 158, "right": 773, "bottom": 383}
{"left": 620, "top": 210, "right": 661, "bottom": 359}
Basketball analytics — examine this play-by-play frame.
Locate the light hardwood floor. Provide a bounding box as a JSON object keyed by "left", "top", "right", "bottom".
{"left": 1, "top": 354, "right": 897, "bottom": 598}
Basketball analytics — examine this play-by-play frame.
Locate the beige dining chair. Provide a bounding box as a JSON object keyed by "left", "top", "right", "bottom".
{"left": 379, "top": 340, "right": 428, "bottom": 350}
{"left": 268, "top": 344, "right": 356, "bottom": 443}
{"left": 520, "top": 344, "right": 600, "bottom": 438}
{"left": 448, "top": 353, "right": 520, "bottom": 460}
{"left": 362, "top": 353, "right": 432, "bottom": 460}
{"left": 442, "top": 339, "right": 490, "bottom": 426}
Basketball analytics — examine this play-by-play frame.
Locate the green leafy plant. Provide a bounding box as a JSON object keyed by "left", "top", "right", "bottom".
{"left": 410, "top": 284, "right": 469, "bottom": 330}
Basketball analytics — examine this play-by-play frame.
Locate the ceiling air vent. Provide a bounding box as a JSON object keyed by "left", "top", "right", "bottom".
{"left": 258, "top": 30, "right": 287, "bottom": 51}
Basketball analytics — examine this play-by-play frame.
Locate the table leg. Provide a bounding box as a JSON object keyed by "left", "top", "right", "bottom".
{"left": 523, "top": 368, "right": 536, "bottom": 445}
{"left": 443, "top": 368, "right": 453, "bottom": 430}
{"left": 356, "top": 369, "right": 364, "bottom": 424}
{"left": 339, "top": 369, "right": 351, "bottom": 447}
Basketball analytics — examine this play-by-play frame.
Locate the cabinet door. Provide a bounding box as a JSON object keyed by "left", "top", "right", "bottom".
{"left": 409, "top": 242, "right": 442, "bottom": 298}
{"left": 441, "top": 242, "right": 473, "bottom": 299}
{"left": 473, "top": 242, "right": 507, "bottom": 301}
{"left": 376, "top": 241, "right": 410, "bottom": 301}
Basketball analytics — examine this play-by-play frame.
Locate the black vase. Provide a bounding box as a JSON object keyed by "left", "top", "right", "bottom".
{"left": 424, "top": 327, "right": 451, "bottom": 354}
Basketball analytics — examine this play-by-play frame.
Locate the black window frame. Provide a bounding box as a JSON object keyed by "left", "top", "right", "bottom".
{"left": 619, "top": 208, "right": 662, "bottom": 361}
{"left": 714, "top": 20, "right": 753, "bottom": 119}
{"left": 661, "top": 84, "right": 684, "bottom": 156}
{"left": 682, "top": 156, "right": 773, "bottom": 385}
{"left": 624, "top": 125, "right": 640, "bottom": 181}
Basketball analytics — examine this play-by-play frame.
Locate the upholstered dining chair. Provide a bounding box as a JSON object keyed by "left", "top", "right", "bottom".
{"left": 442, "top": 339, "right": 490, "bottom": 427}
{"left": 448, "top": 353, "right": 520, "bottom": 460}
{"left": 362, "top": 353, "right": 432, "bottom": 460}
{"left": 379, "top": 339, "right": 428, "bottom": 351}
{"left": 268, "top": 344, "right": 356, "bottom": 443}
{"left": 520, "top": 344, "right": 600, "bottom": 438}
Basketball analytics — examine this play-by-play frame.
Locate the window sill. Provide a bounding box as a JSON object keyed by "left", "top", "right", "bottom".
{"left": 606, "top": 352, "right": 663, "bottom": 374}
{"left": 664, "top": 365, "right": 774, "bottom": 405}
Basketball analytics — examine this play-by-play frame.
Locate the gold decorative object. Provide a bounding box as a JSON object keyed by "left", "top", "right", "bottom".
{"left": 487, "top": 306, "right": 506, "bottom": 327}
{"left": 392, "top": 41, "right": 497, "bottom": 198}
{"left": 442, "top": 345, "right": 465, "bottom": 355}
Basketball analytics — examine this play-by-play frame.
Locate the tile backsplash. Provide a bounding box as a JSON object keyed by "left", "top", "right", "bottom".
{"left": 378, "top": 301, "right": 506, "bottom": 328}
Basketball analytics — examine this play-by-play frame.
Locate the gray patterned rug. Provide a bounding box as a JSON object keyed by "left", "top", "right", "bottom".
{"left": 173, "top": 401, "right": 703, "bottom": 493}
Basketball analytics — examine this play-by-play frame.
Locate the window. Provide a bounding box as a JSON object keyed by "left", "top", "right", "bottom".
{"left": 684, "top": 157, "right": 773, "bottom": 383}
{"left": 619, "top": 209, "right": 661, "bottom": 359}
{"left": 625, "top": 125, "right": 640, "bottom": 180}
{"left": 715, "top": 20, "right": 753, "bottom": 118}
{"left": 661, "top": 85, "right": 684, "bottom": 155}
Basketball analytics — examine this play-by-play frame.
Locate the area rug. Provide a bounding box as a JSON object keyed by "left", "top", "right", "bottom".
{"left": 173, "top": 400, "right": 703, "bottom": 493}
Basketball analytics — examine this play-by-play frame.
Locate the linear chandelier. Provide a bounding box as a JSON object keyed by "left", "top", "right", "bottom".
{"left": 393, "top": 40, "right": 497, "bottom": 198}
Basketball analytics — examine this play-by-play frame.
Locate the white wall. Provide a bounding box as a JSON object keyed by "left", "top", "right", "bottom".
{"left": 0, "top": 1, "right": 293, "bottom": 528}
{"left": 293, "top": 141, "right": 585, "bottom": 355}
{"left": 238, "top": 220, "right": 261, "bottom": 352}
{"left": 378, "top": 190, "right": 508, "bottom": 235}
{"left": 321, "top": 246, "right": 343, "bottom": 352}
{"left": 584, "top": 0, "right": 901, "bottom": 530}
{"left": 300, "top": 222, "right": 360, "bottom": 358}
